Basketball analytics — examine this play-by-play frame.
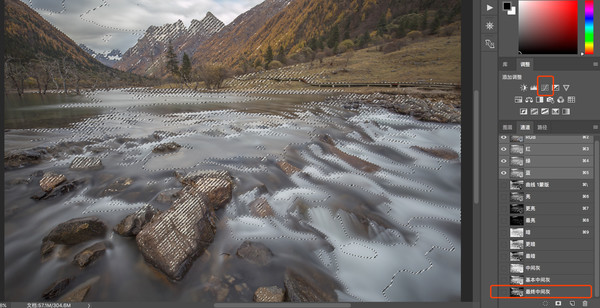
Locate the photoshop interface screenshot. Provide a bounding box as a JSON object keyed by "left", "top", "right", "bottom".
{"left": 478, "top": 0, "right": 599, "bottom": 307}
{"left": 0, "top": 0, "right": 598, "bottom": 308}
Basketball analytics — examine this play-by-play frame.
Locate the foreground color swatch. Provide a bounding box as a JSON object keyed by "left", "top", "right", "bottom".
{"left": 519, "top": 1, "right": 578, "bottom": 54}
{"left": 586, "top": 1, "right": 594, "bottom": 54}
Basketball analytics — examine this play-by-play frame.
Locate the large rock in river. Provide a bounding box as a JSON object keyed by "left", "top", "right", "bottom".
{"left": 152, "top": 142, "right": 182, "bottom": 154}
{"left": 236, "top": 241, "right": 273, "bottom": 266}
{"left": 40, "top": 172, "right": 67, "bottom": 192}
{"left": 42, "top": 277, "right": 71, "bottom": 299}
{"left": 4, "top": 148, "right": 48, "bottom": 169}
{"left": 72, "top": 242, "right": 107, "bottom": 268}
{"left": 57, "top": 277, "right": 99, "bottom": 302}
{"left": 411, "top": 146, "right": 460, "bottom": 160}
{"left": 276, "top": 161, "right": 301, "bottom": 175}
{"left": 284, "top": 267, "right": 339, "bottom": 302}
{"left": 32, "top": 179, "right": 86, "bottom": 201}
{"left": 179, "top": 170, "right": 233, "bottom": 210}
{"left": 69, "top": 157, "right": 103, "bottom": 171}
{"left": 249, "top": 197, "right": 274, "bottom": 218}
{"left": 254, "top": 286, "right": 285, "bottom": 302}
{"left": 136, "top": 171, "right": 233, "bottom": 280}
{"left": 114, "top": 205, "right": 160, "bottom": 237}
{"left": 318, "top": 135, "right": 380, "bottom": 173}
{"left": 43, "top": 217, "right": 107, "bottom": 246}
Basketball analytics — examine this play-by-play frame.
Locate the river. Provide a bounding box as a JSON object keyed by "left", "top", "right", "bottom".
{"left": 4, "top": 89, "right": 461, "bottom": 302}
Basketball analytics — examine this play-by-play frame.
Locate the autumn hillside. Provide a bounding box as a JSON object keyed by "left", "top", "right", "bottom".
{"left": 4, "top": 0, "right": 102, "bottom": 69}
{"left": 193, "top": 0, "right": 461, "bottom": 70}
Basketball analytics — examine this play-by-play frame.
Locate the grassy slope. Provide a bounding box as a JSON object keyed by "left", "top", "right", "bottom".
{"left": 224, "top": 34, "right": 460, "bottom": 90}
{"left": 159, "top": 34, "right": 460, "bottom": 99}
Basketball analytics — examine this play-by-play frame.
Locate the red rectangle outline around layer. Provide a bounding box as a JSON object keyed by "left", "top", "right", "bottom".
{"left": 490, "top": 284, "right": 593, "bottom": 299}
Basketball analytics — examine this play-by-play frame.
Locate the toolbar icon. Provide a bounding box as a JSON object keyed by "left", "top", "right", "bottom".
{"left": 537, "top": 76, "right": 555, "bottom": 96}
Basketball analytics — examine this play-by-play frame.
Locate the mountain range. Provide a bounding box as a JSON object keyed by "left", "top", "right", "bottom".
{"left": 79, "top": 44, "right": 123, "bottom": 67}
{"left": 114, "top": 12, "right": 225, "bottom": 76}
{"left": 5, "top": 0, "right": 461, "bottom": 82}
{"left": 115, "top": 0, "right": 461, "bottom": 76}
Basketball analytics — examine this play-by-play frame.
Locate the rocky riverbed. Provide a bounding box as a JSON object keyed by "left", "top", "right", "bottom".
{"left": 4, "top": 90, "right": 461, "bottom": 302}
{"left": 333, "top": 92, "right": 461, "bottom": 124}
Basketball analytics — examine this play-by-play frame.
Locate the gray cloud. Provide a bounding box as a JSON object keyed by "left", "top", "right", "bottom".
{"left": 25, "top": 0, "right": 263, "bottom": 53}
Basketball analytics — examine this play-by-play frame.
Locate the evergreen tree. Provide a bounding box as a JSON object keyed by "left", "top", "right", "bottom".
{"left": 180, "top": 52, "right": 192, "bottom": 82}
{"left": 377, "top": 16, "right": 387, "bottom": 36}
{"left": 264, "top": 45, "right": 274, "bottom": 68}
{"left": 358, "top": 31, "right": 371, "bottom": 48}
{"left": 395, "top": 24, "right": 407, "bottom": 38}
{"left": 276, "top": 46, "right": 287, "bottom": 64}
{"left": 317, "top": 37, "right": 325, "bottom": 50}
{"left": 327, "top": 25, "right": 340, "bottom": 49}
{"left": 166, "top": 42, "right": 179, "bottom": 78}
{"left": 308, "top": 37, "right": 318, "bottom": 51}
{"left": 421, "top": 10, "right": 429, "bottom": 30}
{"left": 430, "top": 15, "right": 441, "bottom": 34}
{"left": 239, "top": 55, "right": 251, "bottom": 74}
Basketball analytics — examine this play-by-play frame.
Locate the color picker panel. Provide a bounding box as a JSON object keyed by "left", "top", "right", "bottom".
{"left": 585, "top": 1, "right": 594, "bottom": 54}
{"left": 519, "top": 1, "right": 578, "bottom": 54}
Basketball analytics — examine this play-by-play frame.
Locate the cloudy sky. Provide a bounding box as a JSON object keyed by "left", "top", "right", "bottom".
{"left": 25, "top": 0, "right": 263, "bottom": 54}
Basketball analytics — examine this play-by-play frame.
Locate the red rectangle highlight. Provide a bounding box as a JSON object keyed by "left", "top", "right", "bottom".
{"left": 537, "top": 75, "right": 554, "bottom": 97}
{"left": 519, "top": 1, "right": 579, "bottom": 54}
{"left": 490, "top": 285, "right": 593, "bottom": 299}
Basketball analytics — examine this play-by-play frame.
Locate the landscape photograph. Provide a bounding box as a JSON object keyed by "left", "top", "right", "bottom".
{"left": 4, "top": 0, "right": 462, "bottom": 302}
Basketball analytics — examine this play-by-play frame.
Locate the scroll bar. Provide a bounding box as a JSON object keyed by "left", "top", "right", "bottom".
{"left": 474, "top": 90, "right": 480, "bottom": 205}
{"left": 594, "top": 140, "right": 600, "bottom": 297}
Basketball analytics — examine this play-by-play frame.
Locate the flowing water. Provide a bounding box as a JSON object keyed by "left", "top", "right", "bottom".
{"left": 4, "top": 89, "right": 461, "bottom": 302}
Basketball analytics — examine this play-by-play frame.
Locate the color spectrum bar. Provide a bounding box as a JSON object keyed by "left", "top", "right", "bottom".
{"left": 585, "top": 0, "right": 594, "bottom": 54}
{"left": 519, "top": 1, "right": 578, "bottom": 54}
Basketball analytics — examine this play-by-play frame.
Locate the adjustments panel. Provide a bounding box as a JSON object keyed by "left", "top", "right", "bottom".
{"left": 481, "top": 0, "right": 600, "bottom": 307}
